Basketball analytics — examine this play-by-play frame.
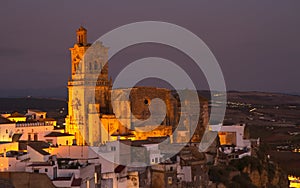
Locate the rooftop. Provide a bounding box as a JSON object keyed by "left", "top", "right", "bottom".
{"left": 44, "top": 132, "right": 73, "bottom": 137}
{"left": 114, "top": 165, "right": 126, "bottom": 173}
{"left": 53, "top": 176, "right": 72, "bottom": 181}
{"left": 19, "top": 141, "right": 50, "bottom": 151}
{"left": 27, "top": 162, "right": 52, "bottom": 167}
{"left": 28, "top": 143, "right": 50, "bottom": 156}
{"left": 71, "top": 178, "right": 82, "bottom": 186}
{"left": 27, "top": 109, "right": 45, "bottom": 113}
{"left": 8, "top": 112, "right": 25, "bottom": 118}
{"left": 0, "top": 116, "right": 12, "bottom": 124}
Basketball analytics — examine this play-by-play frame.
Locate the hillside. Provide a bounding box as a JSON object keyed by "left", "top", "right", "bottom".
{"left": 222, "top": 91, "right": 300, "bottom": 177}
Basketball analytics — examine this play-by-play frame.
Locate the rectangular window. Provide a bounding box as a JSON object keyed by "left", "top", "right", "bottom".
{"left": 168, "top": 177, "right": 172, "bottom": 184}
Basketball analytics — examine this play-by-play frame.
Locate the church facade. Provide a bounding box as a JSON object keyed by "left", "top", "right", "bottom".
{"left": 65, "top": 27, "right": 208, "bottom": 146}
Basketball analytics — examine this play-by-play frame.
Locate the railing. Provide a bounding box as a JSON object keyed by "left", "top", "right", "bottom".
{"left": 16, "top": 122, "right": 53, "bottom": 127}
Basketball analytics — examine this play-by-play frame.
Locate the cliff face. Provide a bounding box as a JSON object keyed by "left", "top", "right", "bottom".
{"left": 209, "top": 156, "right": 289, "bottom": 188}
{"left": 242, "top": 159, "right": 288, "bottom": 188}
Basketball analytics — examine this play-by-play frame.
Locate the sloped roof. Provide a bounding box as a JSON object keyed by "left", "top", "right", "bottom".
{"left": 0, "top": 116, "right": 12, "bottom": 124}
{"left": 27, "top": 109, "right": 45, "bottom": 113}
{"left": 44, "top": 132, "right": 73, "bottom": 137}
{"left": 28, "top": 143, "right": 50, "bottom": 156}
{"left": 27, "top": 162, "right": 52, "bottom": 167}
{"left": 19, "top": 141, "right": 50, "bottom": 151}
{"left": 114, "top": 165, "right": 126, "bottom": 173}
{"left": 71, "top": 178, "right": 82, "bottom": 186}
{"left": 8, "top": 112, "right": 25, "bottom": 118}
{"left": 12, "top": 133, "right": 22, "bottom": 142}
{"left": 0, "top": 142, "right": 12, "bottom": 145}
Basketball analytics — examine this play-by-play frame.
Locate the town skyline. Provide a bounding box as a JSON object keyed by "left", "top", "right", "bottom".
{"left": 0, "top": 2, "right": 299, "bottom": 187}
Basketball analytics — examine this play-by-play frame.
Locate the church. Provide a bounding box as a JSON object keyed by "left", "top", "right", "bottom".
{"left": 65, "top": 26, "right": 208, "bottom": 146}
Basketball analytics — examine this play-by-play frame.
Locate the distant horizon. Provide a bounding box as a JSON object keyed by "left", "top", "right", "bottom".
{"left": 0, "top": 87, "right": 299, "bottom": 99}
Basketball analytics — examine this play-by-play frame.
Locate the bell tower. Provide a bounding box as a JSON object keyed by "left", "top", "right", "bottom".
{"left": 65, "top": 26, "right": 112, "bottom": 146}
{"left": 76, "top": 26, "right": 87, "bottom": 45}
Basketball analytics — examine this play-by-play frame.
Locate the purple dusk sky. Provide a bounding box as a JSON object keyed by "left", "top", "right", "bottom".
{"left": 0, "top": 0, "right": 299, "bottom": 97}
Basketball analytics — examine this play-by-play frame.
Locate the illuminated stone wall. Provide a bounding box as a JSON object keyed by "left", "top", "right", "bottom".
{"left": 65, "top": 26, "right": 111, "bottom": 145}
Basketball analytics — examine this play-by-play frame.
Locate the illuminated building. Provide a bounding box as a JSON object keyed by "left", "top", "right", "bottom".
{"left": 7, "top": 112, "right": 26, "bottom": 123}
{"left": 0, "top": 110, "right": 58, "bottom": 142}
{"left": 217, "top": 123, "right": 249, "bottom": 147}
{"left": 65, "top": 26, "right": 112, "bottom": 146}
{"left": 289, "top": 175, "right": 300, "bottom": 188}
{"left": 65, "top": 26, "right": 209, "bottom": 146}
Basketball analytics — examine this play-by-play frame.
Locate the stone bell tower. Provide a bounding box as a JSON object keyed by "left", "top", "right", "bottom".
{"left": 65, "top": 26, "right": 112, "bottom": 146}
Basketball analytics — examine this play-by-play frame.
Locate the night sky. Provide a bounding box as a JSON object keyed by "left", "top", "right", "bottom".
{"left": 1, "top": 1, "right": 299, "bottom": 97}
